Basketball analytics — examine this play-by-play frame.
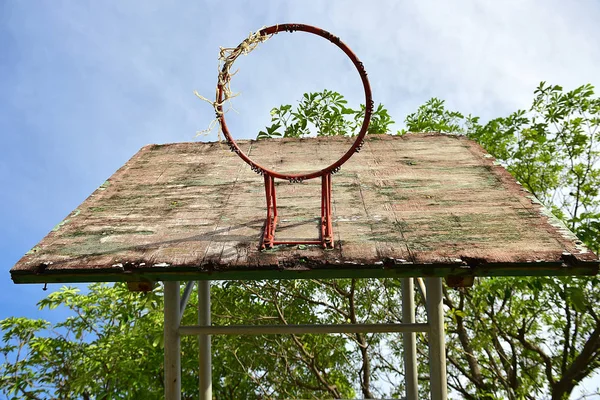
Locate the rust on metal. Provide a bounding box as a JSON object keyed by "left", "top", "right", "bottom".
{"left": 445, "top": 275, "right": 475, "bottom": 288}
{"left": 216, "top": 24, "right": 373, "bottom": 248}
{"left": 126, "top": 281, "right": 157, "bottom": 292}
{"left": 10, "top": 134, "right": 600, "bottom": 284}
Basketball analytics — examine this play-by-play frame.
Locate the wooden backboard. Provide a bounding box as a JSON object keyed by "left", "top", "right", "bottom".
{"left": 11, "top": 134, "right": 599, "bottom": 284}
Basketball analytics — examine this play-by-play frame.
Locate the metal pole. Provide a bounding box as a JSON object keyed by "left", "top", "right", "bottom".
{"left": 164, "top": 281, "right": 181, "bottom": 400}
{"left": 426, "top": 277, "right": 447, "bottom": 400}
{"left": 402, "top": 278, "right": 419, "bottom": 400}
{"left": 180, "top": 281, "right": 196, "bottom": 319}
{"left": 180, "top": 322, "right": 429, "bottom": 335}
{"left": 198, "top": 280, "right": 212, "bottom": 400}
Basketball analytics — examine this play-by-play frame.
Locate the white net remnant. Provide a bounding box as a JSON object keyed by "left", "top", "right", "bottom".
{"left": 195, "top": 28, "right": 272, "bottom": 140}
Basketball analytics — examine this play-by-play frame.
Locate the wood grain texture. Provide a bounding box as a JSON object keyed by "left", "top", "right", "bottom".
{"left": 11, "top": 134, "right": 599, "bottom": 283}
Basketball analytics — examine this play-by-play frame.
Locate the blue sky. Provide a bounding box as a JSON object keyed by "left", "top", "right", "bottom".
{"left": 1, "top": 0, "right": 600, "bottom": 396}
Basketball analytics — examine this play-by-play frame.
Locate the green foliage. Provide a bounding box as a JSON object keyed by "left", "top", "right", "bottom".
{"left": 471, "top": 82, "right": 600, "bottom": 235}
{"left": 205, "top": 278, "right": 411, "bottom": 398}
{"left": 0, "top": 318, "right": 50, "bottom": 399}
{"left": 257, "top": 89, "right": 395, "bottom": 139}
{"left": 401, "top": 97, "right": 479, "bottom": 135}
{"left": 2, "top": 83, "right": 599, "bottom": 399}
{"left": 404, "top": 83, "right": 600, "bottom": 399}
{"left": 440, "top": 275, "right": 600, "bottom": 399}
{"left": 1, "top": 283, "right": 167, "bottom": 399}
{"left": 1, "top": 280, "right": 409, "bottom": 399}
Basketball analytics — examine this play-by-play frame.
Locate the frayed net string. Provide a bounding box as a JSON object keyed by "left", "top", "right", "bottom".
{"left": 195, "top": 28, "right": 272, "bottom": 141}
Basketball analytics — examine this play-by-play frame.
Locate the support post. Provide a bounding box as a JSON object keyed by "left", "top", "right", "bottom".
{"left": 164, "top": 281, "right": 181, "bottom": 400}
{"left": 198, "top": 280, "right": 212, "bottom": 400}
{"left": 426, "top": 277, "right": 447, "bottom": 400}
{"left": 402, "top": 278, "right": 419, "bottom": 400}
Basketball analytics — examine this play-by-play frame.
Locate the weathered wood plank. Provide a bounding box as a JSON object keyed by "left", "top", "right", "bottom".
{"left": 11, "top": 134, "right": 599, "bottom": 283}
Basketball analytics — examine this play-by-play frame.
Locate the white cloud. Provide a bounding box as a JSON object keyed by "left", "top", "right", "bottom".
{"left": 276, "top": 0, "right": 600, "bottom": 120}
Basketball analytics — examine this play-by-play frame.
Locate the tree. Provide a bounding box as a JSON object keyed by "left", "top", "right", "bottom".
{"left": 257, "top": 89, "right": 395, "bottom": 139}
{"left": 1, "top": 284, "right": 166, "bottom": 399}
{"left": 2, "top": 85, "right": 599, "bottom": 399}
{"left": 1, "top": 280, "right": 408, "bottom": 399}
{"left": 404, "top": 82, "right": 600, "bottom": 400}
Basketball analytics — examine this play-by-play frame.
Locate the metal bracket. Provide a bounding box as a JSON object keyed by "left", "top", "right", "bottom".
{"left": 261, "top": 172, "right": 334, "bottom": 249}
{"left": 126, "top": 280, "right": 157, "bottom": 292}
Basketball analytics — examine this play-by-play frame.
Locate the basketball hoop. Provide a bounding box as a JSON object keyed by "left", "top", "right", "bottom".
{"left": 214, "top": 23, "right": 373, "bottom": 249}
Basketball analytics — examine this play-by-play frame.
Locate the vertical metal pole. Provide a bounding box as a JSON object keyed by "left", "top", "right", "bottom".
{"left": 426, "top": 277, "right": 447, "bottom": 400}
{"left": 402, "top": 278, "right": 419, "bottom": 399}
{"left": 198, "top": 280, "right": 212, "bottom": 400}
{"left": 264, "top": 174, "right": 273, "bottom": 245}
{"left": 164, "top": 281, "right": 181, "bottom": 400}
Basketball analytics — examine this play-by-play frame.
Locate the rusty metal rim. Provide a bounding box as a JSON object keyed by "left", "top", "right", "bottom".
{"left": 216, "top": 23, "right": 373, "bottom": 181}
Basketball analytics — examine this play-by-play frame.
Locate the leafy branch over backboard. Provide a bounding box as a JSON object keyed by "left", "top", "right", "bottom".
{"left": 257, "top": 89, "right": 395, "bottom": 139}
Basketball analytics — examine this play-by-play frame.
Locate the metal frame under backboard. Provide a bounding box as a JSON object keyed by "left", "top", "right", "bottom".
{"left": 164, "top": 277, "right": 447, "bottom": 400}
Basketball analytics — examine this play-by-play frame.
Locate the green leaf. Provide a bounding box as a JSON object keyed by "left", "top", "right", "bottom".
{"left": 567, "top": 286, "right": 587, "bottom": 312}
